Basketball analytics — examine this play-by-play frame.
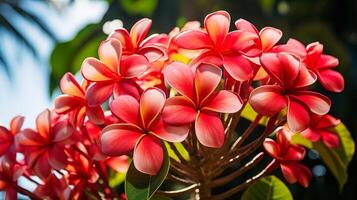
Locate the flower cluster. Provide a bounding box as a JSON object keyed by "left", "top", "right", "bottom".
{"left": 0, "top": 10, "right": 346, "bottom": 199}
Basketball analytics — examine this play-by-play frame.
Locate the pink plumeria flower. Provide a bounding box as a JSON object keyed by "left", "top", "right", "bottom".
{"left": 175, "top": 11, "right": 257, "bottom": 81}
{"left": 235, "top": 18, "right": 282, "bottom": 64}
{"left": 274, "top": 39, "right": 344, "bottom": 92}
{"left": 162, "top": 62, "right": 242, "bottom": 148}
{"left": 264, "top": 127, "right": 312, "bottom": 187}
{"left": 81, "top": 38, "right": 148, "bottom": 106}
{"left": 55, "top": 72, "right": 105, "bottom": 126}
{"left": 100, "top": 88, "right": 189, "bottom": 175}
{"left": 109, "top": 18, "right": 167, "bottom": 63}
{"left": 301, "top": 114, "right": 341, "bottom": 148}
{"left": 249, "top": 52, "right": 331, "bottom": 132}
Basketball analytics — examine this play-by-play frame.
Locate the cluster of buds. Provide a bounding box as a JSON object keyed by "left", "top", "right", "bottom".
{"left": 0, "top": 10, "right": 345, "bottom": 200}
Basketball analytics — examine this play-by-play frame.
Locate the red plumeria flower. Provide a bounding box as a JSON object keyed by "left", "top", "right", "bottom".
{"left": 109, "top": 18, "right": 167, "bottom": 63}
{"left": 0, "top": 116, "right": 24, "bottom": 161}
{"left": 175, "top": 10, "right": 257, "bottom": 81}
{"left": 162, "top": 62, "right": 242, "bottom": 148}
{"left": 81, "top": 38, "right": 148, "bottom": 106}
{"left": 263, "top": 127, "right": 312, "bottom": 187}
{"left": 275, "top": 39, "right": 344, "bottom": 92}
{"left": 0, "top": 158, "right": 23, "bottom": 200}
{"left": 55, "top": 72, "right": 105, "bottom": 126}
{"left": 66, "top": 153, "right": 99, "bottom": 199}
{"left": 34, "top": 173, "right": 71, "bottom": 200}
{"left": 249, "top": 52, "right": 331, "bottom": 132}
{"left": 235, "top": 18, "right": 282, "bottom": 63}
{"left": 101, "top": 88, "right": 189, "bottom": 175}
{"left": 301, "top": 114, "right": 341, "bottom": 148}
{"left": 17, "top": 109, "right": 75, "bottom": 178}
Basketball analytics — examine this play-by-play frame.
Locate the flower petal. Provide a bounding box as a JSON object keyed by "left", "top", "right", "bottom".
{"left": 249, "top": 85, "right": 286, "bottom": 116}
{"left": 164, "top": 62, "right": 195, "bottom": 99}
{"left": 10, "top": 115, "right": 24, "bottom": 135}
{"left": 150, "top": 119, "right": 190, "bottom": 142}
{"left": 33, "top": 153, "right": 51, "bottom": 179}
{"left": 204, "top": 10, "right": 230, "bottom": 47}
{"left": 287, "top": 97, "right": 310, "bottom": 132}
{"left": 109, "top": 29, "right": 135, "bottom": 52}
{"left": 283, "top": 146, "right": 306, "bottom": 161}
{"left": 36, "top": 109, "right": 51, "bottom": 140}
{"left": 195, "top": 63, "right": 222, "bottom": 103}
{"left": 17, "top": 129, "right": 46, "bottom": 146}
{"left": 281, "top": 163, "right": 311, "bottom": 188}
{"left": 203, "top": 91, "right": 242, "bottom": 113}
{"left": 263, "top": 138, "right": 280, "bottom": 158}
{"left": 133, "top": 135, "right": 163, "bottom": 175}
{"left": 259, "top": 27, "right": 282, "bottom": 51}
{"left": 317, "top": 69, "right": 344, "bottom": 93}
{"left": 175, "top": 30, "right": 212, "bottom": 49}
{"left": 130, "top": 18, "right": 152, "bottom": 48}
{"left": 81, "top": 58, "right": 118, "bottom": 81}
{"left": 195, "top": 111, "right": 224, "bottom": 148}
{"left": 316, "top": 55, "right": 339, "bottom": 69}
{"left": 222, "top": 54, "right": 253, "bottom": 81}
{"left": 235, "top": 19, "right": 259, "bottom": 34}
{"left": 86, "top": 106, "right": 105, "bottom": 125}
{"left": 120, "top": 54, "right": 148, "bottom": 78}
{"left": 54, "top": 95, "right": 84, "bottom": 114}
{"left": 293, "top": 91, "right": 331, "bottom": 115}
{"left": 48, "top": 145, "right": 67, "bottom": 170}
{"left": 60, "top": 73, "right": 84, "bottom": 98}
{"left": 113, "top": 80, "right": 141, "bottom": 100}
{"left": 98, "top": 38, "right": 122, "bottom": 73}
{"left": 110, "top": 95, "right": 139, "bottom": 125}
{"left": 138, "top": 45, "right": 167, "bottom": 63}
{"left": 320, "top": 130, "right": 340, "bottom": 148}
{"left": 101, "top": 124, "right": 142, "bottom": 156}
{"left": 140, "top": 88, "right": 166, "bottom": 129}
{"left": 301, "top": 128, "right": 321, "bottom": 142}
{"left": 86, "top": 82, "right": 115, "bottom": 106}
{"left": 162, "top": 96, "right": 197, "bottom": 124}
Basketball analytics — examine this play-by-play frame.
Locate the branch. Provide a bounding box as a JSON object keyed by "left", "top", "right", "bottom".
{"left": 230, "top": 114, "right": 262, "bottom": 150}
{"left": 156, "top": 183, "right": 199, "bottom": 197}
{"left": 211, "top": 159, "right": 277, "bottom": 200}
{"left": 212, "top": 152, "right": 264, "bottom": 187}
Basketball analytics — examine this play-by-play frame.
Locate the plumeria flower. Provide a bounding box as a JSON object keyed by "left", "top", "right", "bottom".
{"left": 109, "top": 18, "right": 167, "bottom": 63}
{"left": 55, "top": 72, "right": 105, "bottom": 126}
{"left": 17, "top": 109, "right": 75, "bottom": 178}
{"left": 100, "top": 88, "right": 189, "bottom": 175}
{"left": 275, "top": 39, "right": 344, "bottom": 92}
{"left": 0, "top": 158, "right": 23, "bottom": 200}
{"left": 235, "top": 18, "right": 282, "bottom": 64}
{"left": 301, "top": 114, "right": 341, "bottom": 148}
{"left": 175, "top": 10, "right": 257, "bottom": 81}
{"left": 34, "top": 173, "right": 71, "bottom": 200}
{"left": 66, "top": 153, "right": 99, "bottom": 199}
{"left": 263, "top": 127, "right": 312, "bottom": 187}
{"left": 249, "top": 52, "right": 331, "bottom": 132}
{"left": 81, "top": 38, "right": 148, "bottom": 106}
{"left": 162, "top": 62, "right": 242, "bottom": 148}
{"left": 0, "top": 116, "right": 24, "bottom": 161}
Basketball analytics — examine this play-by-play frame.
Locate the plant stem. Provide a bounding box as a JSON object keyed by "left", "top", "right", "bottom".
{"left": 157, "top": 183, "right": 199, "bottom": 196}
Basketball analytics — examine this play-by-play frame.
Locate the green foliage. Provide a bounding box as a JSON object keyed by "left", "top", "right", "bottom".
{"left": 241, "top": 175, "right": 293, "bottom": 200}
{"left": 291, "top": 122, "right": 355, "bottom": 190}
{"left": 240, "top": 103, "right": 269, "bottom": 126}
{"left": 50, "top": 24, "right": 105, "bottom": 93}
{"left": 165, "top": 142, "right": 190, "bottom": 162}
{"left": 109, "top": 170, "right": 126, "bottom": 188}
{"left": 125, "top": 143, "right": 170, "bottom": 200}
{"left": 120, "top": 0, "right": 159, "bottom": 16}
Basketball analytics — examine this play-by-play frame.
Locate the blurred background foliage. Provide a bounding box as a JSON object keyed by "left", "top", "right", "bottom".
{"left": 1, "top": 0, "right": 356, "bottom": 199}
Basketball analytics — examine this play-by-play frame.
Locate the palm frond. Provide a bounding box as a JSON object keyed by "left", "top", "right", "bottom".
{"left": 0, "top": 13, "right": 37, "bottom": 58}
{"left": 7, "top": 2, "right": 57, "bottom": 41}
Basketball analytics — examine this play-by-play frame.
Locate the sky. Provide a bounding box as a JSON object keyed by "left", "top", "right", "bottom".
{"left": 0, "top": 0, "right": 108, "bottom": 128}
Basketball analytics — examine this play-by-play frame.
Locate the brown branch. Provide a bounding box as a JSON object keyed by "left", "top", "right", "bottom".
{"left": 156, "top": 183, "right": 199, "bottom": 197}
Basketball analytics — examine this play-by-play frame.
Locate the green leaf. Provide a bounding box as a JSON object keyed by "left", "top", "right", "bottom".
{"left": 333, "top": 123, "right": 355, "bottom": 164}
{"left": 291, "top": 134, "right": 313, "bottom": 148}
{"left": 241, "top": 175, "right": 293, "bottom": 200}
{"left": 313, "top": 141, "right": 347, "bottom": 190}
{"left": 120, "top": 0, "right": 159, "bottom": 16}
{"left": 241, "top": 103, "right": 269, "bottom": 125}
{"left": 165, "top": 142, "right": 189, "bottom": 162}
{"left": 109, "top": 171, "right": 126, "bottom": 188}
{"left": 125, "top": 143, "right": 170, "bottom": 200}
{"left": 291, "top": 122, "right": 355, "bottom": 190}
{"left": 50, "top": 24, "right": 105, "bottom": 93}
